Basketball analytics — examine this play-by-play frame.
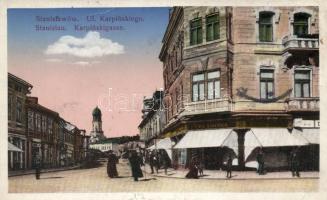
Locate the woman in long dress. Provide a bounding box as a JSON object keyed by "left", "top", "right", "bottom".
{"left": 185, "top": 157, "right": 198, "bottom": 179}
{"left": 129, "top": 151, "right": 143, "bottom": 181}
{"left": 107, "top": 151, "right": 118, "bottom": 178}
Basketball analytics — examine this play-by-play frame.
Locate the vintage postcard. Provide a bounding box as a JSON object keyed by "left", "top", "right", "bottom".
{"left": 1, "top": 0, "right": 326, "bottom": 199}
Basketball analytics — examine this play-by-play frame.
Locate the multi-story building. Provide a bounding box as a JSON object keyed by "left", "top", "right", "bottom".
{"left": 8, "top": 73, "right": 33, "bottom": 170}
{"left": 159, "top": 7, "right": 319, "bottom": 170}
{"left": 8, "top": 73, "right": 87, "bottom": 171}
{"left": 26, "top": 97, "right": 60, "bottom": 169}
{"left": 63, "top": 122, "right": 77, "bottom": 166}
{"left": 138, "top": 90, "right": 166, "bottom": 146}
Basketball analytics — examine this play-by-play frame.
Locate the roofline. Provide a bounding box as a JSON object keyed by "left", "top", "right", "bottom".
{"left": 159, "top": 7, "right": 183, "bottom": 61}
{"left": 8, "top": 73, "right": 33, "bottom": 88}
{"left": 27, "top": 97, "right": 59, "bottom": 117}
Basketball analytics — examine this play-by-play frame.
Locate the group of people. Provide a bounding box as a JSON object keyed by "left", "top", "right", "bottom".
{"left": 185, "top": 154, "right": 233, "bottom": 179}
{"left": 148, "top": 150, "right": 170, "bottom": 175}
{"left": 184, "top": 148, "right": 302, "bottom": 180}
{"left": 256, "top": 148, "right": 301, "bottom": 177}
{"left": 106, "top": 150, "right": 144, "bottom": 181}
{"left": 33, "top": 148, "right": 303, "bottom": 180}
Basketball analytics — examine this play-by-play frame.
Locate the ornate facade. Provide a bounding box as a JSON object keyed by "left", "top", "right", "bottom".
{"left": 159, "top": 7, "right": 319, "bottom": 170}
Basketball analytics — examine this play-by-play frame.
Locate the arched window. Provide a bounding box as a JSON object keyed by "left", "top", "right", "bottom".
{"left": 293, "top": 13, "right": 309, "bottom": 37}
{"left": 259, "top": 12, "right": 274, "bottom": 42}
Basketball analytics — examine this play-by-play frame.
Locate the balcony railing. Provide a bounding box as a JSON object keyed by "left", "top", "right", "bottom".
{"left": 182, "top": 98, "right": 231, "bottom": 115}
{"left": 285, "top": 97, "right": 319, "bottom": 111}
{"left": 282, "top": 35, "right": 319, "bottom": 51}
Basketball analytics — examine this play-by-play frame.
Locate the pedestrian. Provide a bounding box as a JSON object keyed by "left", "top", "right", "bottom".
{"left": 226, "top": 154, "right": 233, "bottom": 179}
{"left": 161, "top": 151, "right": 170, "bottom": 175}
{"left": 290, "top": 150, "right": 300, "bottom": 177}
{"left": 128, "top": 150, "right": 144, "bottom": 181}
{"left": 256, "top": 148, "right": 265, "bottom": 175}
{"left": 107, "top": 150, "right": 118, "bottom": 178}
{"left": 197, "top": 160, "right": 204, "bottom": 177}
{"left": 153, "top": 151, "right": 159, "bottom": 173}
{"left": 149, "top": 151, "right": 155, "bottom": 174}
{"left": 185, "top": 156, "right": 198, "bottom": 179}
{"left": 35, "top": 155, "right": 41, "bottom": 180}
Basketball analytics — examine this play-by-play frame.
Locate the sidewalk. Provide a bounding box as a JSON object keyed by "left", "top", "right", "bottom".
{"left": 8, "top": 165, "right": 81, "bottom": 177}
{"left": 142, "top": 164, "right": 319, "bottom": 180}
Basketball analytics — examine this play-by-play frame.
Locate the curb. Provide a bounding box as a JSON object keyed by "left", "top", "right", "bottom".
{"left": 142, "top": 170, "right": 319, "bottom": 181}
{"left": 9, "top": 166, "right": 80, "bottom": 177}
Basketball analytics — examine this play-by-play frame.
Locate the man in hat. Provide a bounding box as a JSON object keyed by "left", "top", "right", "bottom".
{"left": 226, "top": 154, "right": 233, "bottom": 179}
{"left": 257, "top": 148, "right": 265, "bottom": 175}
{"left": 35, "top": 155, "right": 41, "bottom": 180}
{"left": 290, "top": 149, "right": 300, "bottom": 177}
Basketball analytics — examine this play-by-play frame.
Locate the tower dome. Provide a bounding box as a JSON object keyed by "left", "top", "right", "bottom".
{"left": 92, "top": 106, "right": 102, "bottom": 122}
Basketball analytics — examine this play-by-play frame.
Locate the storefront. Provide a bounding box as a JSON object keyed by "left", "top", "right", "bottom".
{"left": 173, "top": 129, "right": 238, "bottom": 169}
{"left": 8, "top": 135, "right": 26, "bottom": 170}
{"left": 171, "top": 127, "right": 319, "bottom": 171}
{"left": 31, "top": 140, "right": 41, "bottom": 169}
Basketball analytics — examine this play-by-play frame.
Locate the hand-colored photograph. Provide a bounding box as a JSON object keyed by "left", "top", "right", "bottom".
{"left": 7, "top": 6, "right": 319, "bottom": 193}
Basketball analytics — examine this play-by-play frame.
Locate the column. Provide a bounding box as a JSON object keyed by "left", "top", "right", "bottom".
{"left": 236, "top": 129, "right": 247, "bottom": 170}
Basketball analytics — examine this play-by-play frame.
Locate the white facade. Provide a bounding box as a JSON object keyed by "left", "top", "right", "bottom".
{"left": 89, "top": 142, "right": 118, "bottom": 153}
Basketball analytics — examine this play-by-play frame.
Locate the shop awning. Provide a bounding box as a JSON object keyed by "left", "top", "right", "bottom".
{"left": 244, "top": 128, "right": 308, "bottom": 161}
{"left": 174, "top": 129, "right": 235, "bottom": 149}
{"left": 147, "top": 138, "right": 173, "bottom": 160}
{"left": 8, "top": 142, "right": 24, "bottom": 152}
{"left": 293, "top": 128, "right": 319, "bottom": 144}
{"left": 147, "top": 138, "right": 172, "bottom": 150}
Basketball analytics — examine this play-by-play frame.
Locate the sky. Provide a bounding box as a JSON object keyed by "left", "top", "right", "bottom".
{"left": 8, "top": 8, "right": 169, "bottom": 137}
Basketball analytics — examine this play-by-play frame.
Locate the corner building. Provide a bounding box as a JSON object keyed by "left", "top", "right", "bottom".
{"left": 159, "top": 7, "right": 319, "bottom": 171}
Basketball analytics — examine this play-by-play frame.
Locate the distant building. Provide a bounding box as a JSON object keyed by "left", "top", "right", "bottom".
{"left": 26, "top": 96, "right": 60, "bottom": 169}
{"left": 138, "top": 90, "right": 166, "bottom": 146}
{"left": 89, "top": 139, "right": 119, "bottom": 154}
{"left": 8, "top": 73, "right": 33, "bottom": 170}
{"left": 89, "top": 106, "right": 106, "bottom": 143}
{"left": 8, "top": 72, "right": 87, "bottom": 171}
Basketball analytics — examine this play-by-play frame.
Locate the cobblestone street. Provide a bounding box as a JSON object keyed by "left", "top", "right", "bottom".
{"left": 9, "top": 159, "right": 318, "bottom": 193}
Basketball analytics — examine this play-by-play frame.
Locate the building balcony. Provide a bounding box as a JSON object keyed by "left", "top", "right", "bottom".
{"left": 182, "top": 98, "right": 231, "bottom": 116}
{"left": 282, "top": 35, "right": 319, "bottom": 52}
{"left": 285, "top": 97, "right": 319, "bottom": 112}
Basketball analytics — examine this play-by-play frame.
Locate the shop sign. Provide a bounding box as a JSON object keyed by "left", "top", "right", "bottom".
{"left": 32, "top": 143, "right": 41, "bottom": 147}
{"left": 294, "top": 118, "right": 319, "bottom": 128}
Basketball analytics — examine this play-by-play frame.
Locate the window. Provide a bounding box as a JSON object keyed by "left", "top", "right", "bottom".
{"left": 190, "top": 18, "right": 202, "bottom": 45}
{"left": 192, "top": 70, "right": 221, "bottom": 102}
{"left": 260, "top": 70, "right": 274, "bottom": 99}
{"left": 42, "top": 116, "right": 47, "bottom": 133}
{"left": 207, "top": 71, "right": 221, "bottom": 99}
{"left": 15, "top": 84, "right": 22, "bottom": 92}
{"left": 28, "top": 110, "right": 34, "bottom": 130}
{"left": 48, "top": 118, "right": 53, "bottom": 135}
{"left": 175, "top": 88, "right": 179, "bottom": 112}
{"left": 294, "top": 70, "right": 311, "bottom": 98}
{"left": 259, "top": 12, "right": 273, "bottom": 42}
{"left": 16, "top": 98, "right": 22, "bottom": 123}
{"left": 206, "top": 13, "right": 219, "bottom": 41}
{"left": 36, "top": 113, "right": 41, "bottom": 132}
{"left": 192, "top": 73, "right": 205, "bottom": 101}
{"left": 293, "top": 13, "right": 309, "bottom": 37}
{"left": 8, "top": 94, "right": 12, "bottom": 120}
